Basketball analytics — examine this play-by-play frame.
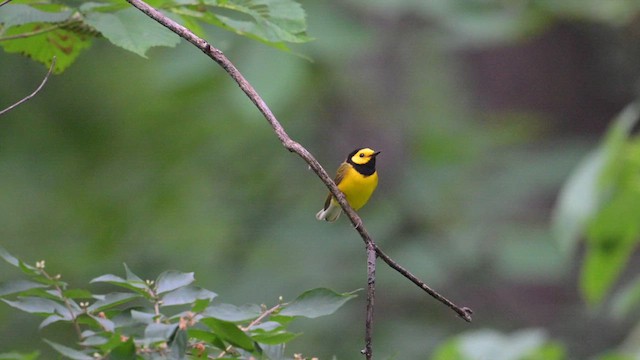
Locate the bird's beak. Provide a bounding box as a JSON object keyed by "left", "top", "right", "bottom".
{"left": 371, "top": 151, "right": 381, "bottom": 157}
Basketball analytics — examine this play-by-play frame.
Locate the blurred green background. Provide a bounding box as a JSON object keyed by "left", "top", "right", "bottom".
{"left": 2, "top": 0, "right": 640, "bottom": 358}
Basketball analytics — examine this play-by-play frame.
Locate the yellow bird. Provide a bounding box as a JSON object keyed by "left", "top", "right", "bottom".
{"left": 316, "top": 147, "right": 380, "bottom": 222}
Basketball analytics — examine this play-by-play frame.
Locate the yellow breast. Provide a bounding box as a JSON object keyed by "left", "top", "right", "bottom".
{"left": 338, "top": 166, "right": 378, "bottom": 210}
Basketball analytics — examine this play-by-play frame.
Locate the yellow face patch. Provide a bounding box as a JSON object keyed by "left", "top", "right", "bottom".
{"left": 350, "top": 148, "right": 377, "bottom": 165}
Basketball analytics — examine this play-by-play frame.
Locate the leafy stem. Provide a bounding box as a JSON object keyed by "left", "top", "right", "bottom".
{"left": 37, "top": 265, "right": 83, "bottom": 341}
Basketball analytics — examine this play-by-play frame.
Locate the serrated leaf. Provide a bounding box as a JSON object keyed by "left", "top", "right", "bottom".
{"left": 208, "top": 0, "right": 311, "bottom": 43}
{"left": 44, "top": 339, "right": 93, "bottom": 360}
{"left": 0, "top": 280, "right": 48, "bottom": 297}
{"left": 201, "top": 318, "right": 254, "bottom": 351}
{"left": 279, "top": 288, "right": 357, "bottom": 318}
{"left": 2, "top": 297, "right": 68, "bottom": 316}
{"left": 203, "top": 303, "right": 261, "bottom": 322}
{"left": 84, "top": 8, "right": 180, "bottom": 57}
{"left": 161, "top": 285, "right": 217, "bottom": 306}
{"left": 0, "top": 23, "right": 93, "bottom": 73}
{"left": 88, "top": 292, "right": 140, "bottom": 312}
{"left": 155, "top": 270, "right": 195, "bottom": 294}
{"left": 0, "top": 4, "right": 73, "bottom": 28}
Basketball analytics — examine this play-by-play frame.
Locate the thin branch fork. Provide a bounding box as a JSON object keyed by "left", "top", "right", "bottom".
{"left": 125, "top": 0, "right": 473, "bottom": 357}
{"left": 0, "top": 57, "right": 56, "bottom": 116}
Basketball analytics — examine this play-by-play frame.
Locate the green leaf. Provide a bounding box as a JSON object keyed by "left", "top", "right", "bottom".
{"left": 188, "top": 329, "right": 227, "bottom": 350}
{"left": 582, "top": 191, "right": 640, "bottom": 305}
{"left": 0, "top": 247, "right": 24, "bottom": 268}
{"left": 43, "top": 340, "right": 93, "bottom": 360}
{"left": 0, "top": 351, "right": 40, "bottom": 360}
{"left": 551, "top": 150, "right": 606, "bottom": 253}
{"left": 39, "top": 314, "right": 67, "bottom": 329}
{"left": 131, "top": 309, "right": 155, "bottom": 324}
{"left": 84, "top": 8, "right": 180, "bottom": 57}
{"left": 432, "top": 338, "right": 462, "bottom": 360}
{"left": 88, "top": 314, "right": 115, "bottom": 332}
{"left": 155, "top": 270, "right": 195, "bottom": 294}
{"left": 161, "top": 285, "right": 217, "bottom": 306}
{"left": 279, "top": 288, "right": 358, "bottom": 318}
{"left": 0, "top": 280, "right": 48, "bottom": 297}
{"left": 109, "top": 337, "right": 136, "bottom": 360}
{"left": 209, "top": 0, "right": 311, "bottom": 43}
{"left": 2, "top": 297, "right": 68, "bottom": 316}
{"left": 521, "top": 342, "right": 566, "bottom": 360}
{"left": 144, "top": 323, "right": 178, "bottom": 343}
{"left": 0, "top": 248, "right": 38, "bottom": 276}
{"left": 88, "top": 292, "right": 140, "bottom": 312}
{"left": 251, "top": 330, "right": 300, "bottom": 345}
{"left": 123, "top": 263, "right": 144, "bottom": 283}
{"left": 203, "top": 303, "right": 261, "bottom": 322}
{"left": 62, "top": 289, "right": 93, "bottom": 299}
{"left": 201, "top": 318, "right": 255, "bottom": 351}
{"left": 552, "top": 102, "right": 640, "bottom": 253}
{"left": 169, "top": 329, "right": 189, "bottom": 359}
{"left": 0, "top": 4, "right": 73, "bottom": 28}
{"left": 0, "top": 23, "right": 93, "bottom": 73}
{"left": 90, "top": 274, "right": 148, "bottom": 294}
{"left": 434, "top": 329, "right": 550, "bottom": 360}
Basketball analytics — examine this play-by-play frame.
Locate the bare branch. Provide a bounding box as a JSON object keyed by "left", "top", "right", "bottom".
{"left": 0, "top": 57, "right": 56, "bottom": 116}
{"left": 125, "top": 1, "right": 473, "bottom": 357}
{"left": 0, "top": 0, "right": 12, "bottom": 8}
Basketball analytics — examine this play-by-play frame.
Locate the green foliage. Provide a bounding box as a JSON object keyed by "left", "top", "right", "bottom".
{"left": 0, "top": 0, "right": 310, "bottom": 73}
{"left": 0, "top": 247, "right": 354, "bottom": 359}
{"left": 432, "top": 329, "right": 567, "bottom": 360}
{"left": 552, "top": 103, "right": 640, "bottom": 306}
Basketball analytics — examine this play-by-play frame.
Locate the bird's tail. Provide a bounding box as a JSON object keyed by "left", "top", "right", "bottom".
{"left": 315, "top": 201, "right": 342, "bottom": 222}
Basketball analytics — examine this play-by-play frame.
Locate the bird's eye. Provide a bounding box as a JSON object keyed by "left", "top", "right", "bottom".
{"left": 359, "top": 153, "right": 365, "bottom": 158}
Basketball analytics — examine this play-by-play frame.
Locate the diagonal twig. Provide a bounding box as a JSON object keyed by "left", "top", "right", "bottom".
{"left": 0, "top": 57, "right": 56, "bottom": 116}
{"left": 124, "top": 1, "right": 473, "bottom": 358}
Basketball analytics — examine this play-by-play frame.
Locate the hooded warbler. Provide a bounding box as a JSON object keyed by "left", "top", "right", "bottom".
{"left": 316, "top": 147, "right": 380, "bottom": 222}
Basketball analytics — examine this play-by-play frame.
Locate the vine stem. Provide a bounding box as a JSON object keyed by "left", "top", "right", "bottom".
{"left": 125, "top": 1, "right": 473, "bottom": 357}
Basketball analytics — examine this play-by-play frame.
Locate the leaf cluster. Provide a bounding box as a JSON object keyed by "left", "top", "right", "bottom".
{"left": 0, "top": 247, "right": 356, "bottom": 359}
{"left": 553, "top": 102, "right": 640, "bottom": 311}
{"left": 0, "top": 0, "right": 311, "bottom": 73}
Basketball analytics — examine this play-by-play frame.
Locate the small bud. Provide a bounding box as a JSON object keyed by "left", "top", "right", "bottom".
{"left": 36, "top": 260, "right": 45, "bottom": 269}
{"left": 278, "top": 295, "right": 283, "bottom": 303}
{"left": 98, "top": 312, "right": 106, "bottom": 318}
{"left": 145, "top": 279, "right": 154, "bottom": 286}
{"left": 54, "top": 274, "right": 61, "bottom": 280}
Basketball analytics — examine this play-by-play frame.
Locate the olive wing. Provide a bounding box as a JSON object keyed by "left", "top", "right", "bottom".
{"left": 323, "top": 162, "right": 350, "bottom": 210}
